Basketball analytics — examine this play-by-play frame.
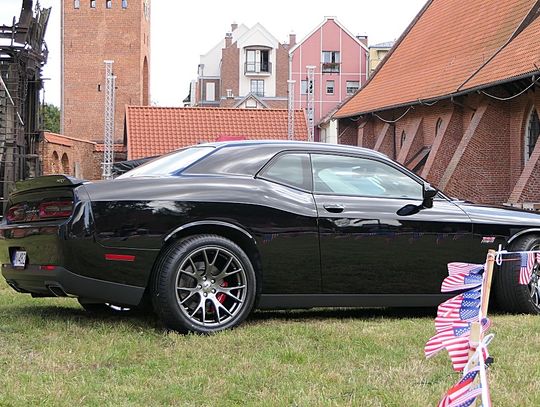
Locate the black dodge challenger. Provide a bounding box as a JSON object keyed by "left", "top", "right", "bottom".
{"left": 1, "top": 141, "right": 540, "bottom": 333}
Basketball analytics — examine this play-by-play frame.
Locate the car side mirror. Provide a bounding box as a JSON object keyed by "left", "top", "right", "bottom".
{"left": 422, "top": 183, "right": 438, "bottom": 209}
{"left": 397, "top": 183, "right": 438, "bottom": 217}
{"left": 397, "top": 204, "right": 421, "bottom": 216}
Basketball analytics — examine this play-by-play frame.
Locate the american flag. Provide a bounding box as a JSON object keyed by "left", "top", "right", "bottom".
{"left": 441, "top": 272, "right": 483, "bottom": 293}
{"left": 435, "top": 289, "right": 481, "bottom": 332}
{"left": 425, "top": 319, "right": 491, "bottom": 371}
{"left": 438, "top": 367, "right": 481, "bottom": 407}
{"left": 447, "top": 263, "right": 484, "bottom": 276}
{"left": 519, "top": 252, "right": 536, "bottom": 285}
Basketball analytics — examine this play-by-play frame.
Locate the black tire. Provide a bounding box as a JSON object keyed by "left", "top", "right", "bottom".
{"left": 78, "top": 299, "right": 132, "bottom": 314}
{"left": 151, "top": 234, "right": 257, "bottom": 334}
{"left": 494, "top": 234, "right": 540, "bottom": 314}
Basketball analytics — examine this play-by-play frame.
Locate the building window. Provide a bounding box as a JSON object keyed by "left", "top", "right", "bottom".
{"left": 74, "top": 0, "right": 80, "bottom": 8}
{"left": 326, "top": 80, "right": 335, "bottom": 95}
{"left": 205, "top": 82, "right": 216, "bottom": 102}
{"left": 525, "top": 107, "right": 540, "bottom": 161}
{"left": 245, "top": 99, "right": 257, "bottom": 109}
{"left": 436, "top": 118, "right": 443, "bottom": 136}
{"left": 322, "top": 51, "right": 340, "bottom": 73}
{"left": 106, "top": 0, "right": 112, "bottom": 8}
{"left": 245, "top": 49, "right": 270, "bottom": 73}
{"left": 301, "top": 79, "right": 313, "bottom": 95}
{"left": 346, "top": 81, "right": 360, "bottom": 95}
{"left": 122, "top": 0, "right": 128, "bottom": 8}
{"left": 250, "top": 79, "right": 264, "bottom": 97}
{"left": 90, "top": 0, "right": 96, "bottom": 8}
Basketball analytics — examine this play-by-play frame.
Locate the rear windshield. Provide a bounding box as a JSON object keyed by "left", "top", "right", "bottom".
{"left": 118, "top": 147, "right": 215, "bottom": 178}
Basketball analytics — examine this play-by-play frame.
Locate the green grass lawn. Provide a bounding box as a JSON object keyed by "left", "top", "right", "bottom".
{"left": 1, "top": 279, "right": 539, "bottom": 407}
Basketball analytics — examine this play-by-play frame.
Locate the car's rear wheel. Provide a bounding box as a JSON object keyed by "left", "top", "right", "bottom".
{"left": 151, "top": 234, "right": 256, "bottom": 334}
{"left": 495, "top": 234, "right": 540, "bottom": 314}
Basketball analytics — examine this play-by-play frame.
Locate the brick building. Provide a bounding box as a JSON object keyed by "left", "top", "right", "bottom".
{"left": 191, "top": 23, "right": 294, "bottom": 109}
{"left": 335, "top": 0, "right": 540, "bottom": 206}
{"left": 61, "top": 0, "right": 150, "bottom": 143}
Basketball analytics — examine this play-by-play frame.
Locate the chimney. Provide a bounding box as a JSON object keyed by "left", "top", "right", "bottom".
{"left": 289, "top": 32, "right": 296, "bottom": 47}
{"left": 356, "top": 35, "right": 368, "bottom": 47}
{"left": 225, "top": 32, "right": 232, "bottom": 48}
{"left": 231, "top": 22, "right": 238, "bottom": 31}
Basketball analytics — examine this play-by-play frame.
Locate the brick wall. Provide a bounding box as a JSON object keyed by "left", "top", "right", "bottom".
{"left": 275, "top": 45, "right": 289, "bottom": 98}
{"left": 220, "top": 44, "right": 239, "bottom": 102}
{"left": 339, "top": 89, "right": 540, "bottom": 205}
{"left": 62, "top": 0, "right": 150, "bottom": 144}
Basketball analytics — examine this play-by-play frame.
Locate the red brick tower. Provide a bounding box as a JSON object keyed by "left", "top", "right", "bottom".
{"left": 61, "top": 0, "right": 150, "bottom": 143}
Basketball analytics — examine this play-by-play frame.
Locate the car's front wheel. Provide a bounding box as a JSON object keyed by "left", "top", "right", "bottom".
{"left": 151, "top": 234, "right": 257, "bottom": 334}
{"left": 495, "top": 234, "right": 540, "bottom": 314}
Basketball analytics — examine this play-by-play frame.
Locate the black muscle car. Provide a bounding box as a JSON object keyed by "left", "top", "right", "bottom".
{"left": 1, "top": 141, "right": 539, "bottom": 333}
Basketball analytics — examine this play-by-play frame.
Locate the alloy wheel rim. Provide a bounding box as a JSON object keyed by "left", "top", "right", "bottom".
{"left": 529, "top": 244, "right": 540, "bottom": 310}
{"left": 175, "top": 246, "right": 247, "bottom": 327}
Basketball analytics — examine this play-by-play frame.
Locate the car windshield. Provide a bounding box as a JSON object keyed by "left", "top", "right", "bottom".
{"left": 118, "top": 146, "right": 215, "bottom": 178}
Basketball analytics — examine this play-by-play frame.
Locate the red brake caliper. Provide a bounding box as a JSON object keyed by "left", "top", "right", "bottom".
{"left": 217, "top": 281, "right": 228, "bottom": 304}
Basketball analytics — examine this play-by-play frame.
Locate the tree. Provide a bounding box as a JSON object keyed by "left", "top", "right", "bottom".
{"left": 42, "top": 103, "right": 60, "bottom": 133}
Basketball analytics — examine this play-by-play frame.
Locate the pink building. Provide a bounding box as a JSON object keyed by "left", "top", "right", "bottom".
{"left": 289, "top": 17, "right": 369, "bottom": 142}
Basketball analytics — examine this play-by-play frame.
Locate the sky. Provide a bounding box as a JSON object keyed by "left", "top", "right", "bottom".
{"left": 0, "top": 0, "right": 427, "bottom": 107}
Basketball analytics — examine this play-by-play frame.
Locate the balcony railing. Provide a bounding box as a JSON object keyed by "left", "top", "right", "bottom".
{"left": 321, "top": 62, "right": 340, "bottom": 73}
{"left": 244, "top": 61, "right": 272, "bottom": 75}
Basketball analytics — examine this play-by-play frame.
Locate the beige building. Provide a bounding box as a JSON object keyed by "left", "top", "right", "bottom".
{"left": 368, "top": 41, "right": 394, "bottom": 77}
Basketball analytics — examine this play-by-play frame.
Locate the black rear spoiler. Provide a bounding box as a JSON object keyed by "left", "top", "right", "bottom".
{"left": 12, "top": 175, "right": 86, "bottom": 194}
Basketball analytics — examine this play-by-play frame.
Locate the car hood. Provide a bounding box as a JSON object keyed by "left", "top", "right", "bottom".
{"left": 455, "top": 201, "right": 540, "bottom": 227}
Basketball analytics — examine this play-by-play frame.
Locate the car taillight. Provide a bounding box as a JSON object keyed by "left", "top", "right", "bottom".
{"left": 38, "top": 201, "right": 73, "bottom": 219}
{"left": 6, "top": 204, "right": 26, "bottom": 222}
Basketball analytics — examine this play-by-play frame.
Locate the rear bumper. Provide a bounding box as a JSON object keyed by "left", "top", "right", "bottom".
{"left": 2, "top": 264, "right": 145, "bottom": 306}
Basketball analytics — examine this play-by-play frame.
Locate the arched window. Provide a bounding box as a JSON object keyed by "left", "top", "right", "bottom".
{"left": 61, "top": 153, "right": 70, "bottom": 174}
{"left": 401, "top": 130, "right": 407, "bottom": 147}
{"left": 436, "top": 118, "right": 443, "bottom": 136}
{"left": 51, "top": 151, "right": 59, "bottom": 174}
{"left": 525, "top": 107, "right": 540, "bottom": 161}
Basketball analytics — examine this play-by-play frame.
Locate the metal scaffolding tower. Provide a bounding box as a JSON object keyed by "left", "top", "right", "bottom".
{"left": 102, "top": 60, "right": 116, "bottom": 180}
{"left": 306, "top": 65, "right": 315, "bottom": 142}
{"left": 0, "top": 1, "right": 50, "bottom": 214}
{"left": 287, "top": 79, "right": 295, "bottom": 140}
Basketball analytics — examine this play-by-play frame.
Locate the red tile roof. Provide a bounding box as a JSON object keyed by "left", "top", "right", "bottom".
{"left": 44, "top": 132, "right": 96, "bottom": 147}
{"left": 125, "top": 107, "right": 308, "bottom": 159}
{"left": 43, "top": 132, "right": 126, "bottom": 153}
{"left": 336, "top": 0, "right": 540, "bottom": 118}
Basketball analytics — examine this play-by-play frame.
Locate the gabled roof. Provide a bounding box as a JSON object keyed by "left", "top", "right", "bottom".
{"left": 289, "top": 16, "right": 369, "bottom": 54}
{"left": 125, "top": 106, "right": 308, "bottom": 159}
{"left": 335, "top": 0, "right": 540, "bottom": 118}
{"left": 233, "top": 93, "right": 269, "bottom": 108}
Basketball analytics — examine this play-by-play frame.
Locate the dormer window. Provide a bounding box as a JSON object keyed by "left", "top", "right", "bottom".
{"left": 245, "top": 49, "right": 271, "bottom": 74}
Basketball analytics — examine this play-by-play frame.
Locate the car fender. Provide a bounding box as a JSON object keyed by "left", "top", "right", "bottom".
{"left": 164, "top": 220, "right": 256, "bottom": 245}
{"left": 507, "top": 228, "right": 540, "bottom": 245}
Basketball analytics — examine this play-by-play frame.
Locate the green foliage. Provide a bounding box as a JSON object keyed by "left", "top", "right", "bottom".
{"left": 0, "top": 277, "right": 539, "bottom": 406}
{"left": 42, "top": 103, "right": 60, "bottom": 133}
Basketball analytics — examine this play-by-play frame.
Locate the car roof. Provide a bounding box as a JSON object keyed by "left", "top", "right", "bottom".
{"left": 196, "top": 140, "right": 389, "bottom": 159}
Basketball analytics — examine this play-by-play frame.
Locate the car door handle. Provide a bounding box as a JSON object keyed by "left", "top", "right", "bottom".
{"left": 323, "top": 204, "right": 344, "bottom": 213}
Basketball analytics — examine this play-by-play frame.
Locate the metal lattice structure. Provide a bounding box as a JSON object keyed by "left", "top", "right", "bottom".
{"left": 306, "top": 65, "right": 315, "bottom": 142}
{"left": 0, "top": 0, "right": 50, "bottom": 214}
{"left": 102, "top": 60, "right": 116, "bottom": 180}
{"left": 287, "top": 79, "right": 295, "bottom": 140}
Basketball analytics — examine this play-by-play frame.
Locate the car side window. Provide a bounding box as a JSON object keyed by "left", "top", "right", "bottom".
{"left": 311, "top": 154, "right": 423, "bottom": 199}
{"left": 259, "top": 153, "right": 312, "bottom": 191}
